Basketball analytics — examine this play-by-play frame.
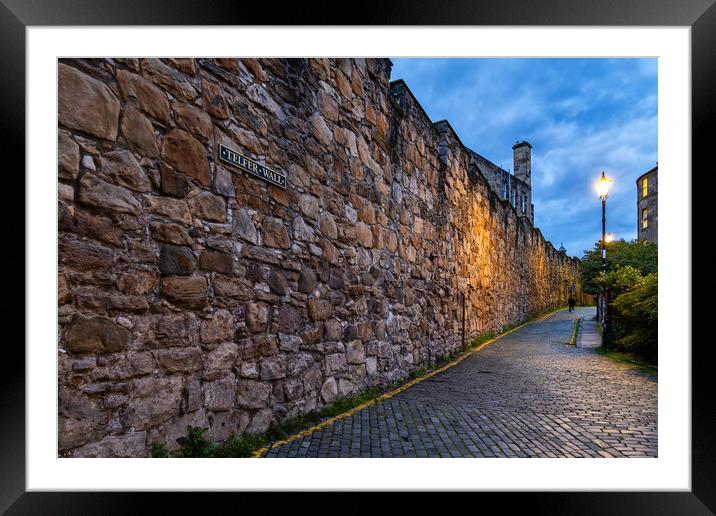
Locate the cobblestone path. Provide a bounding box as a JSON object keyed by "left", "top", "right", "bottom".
{"left": 264, "top": 307, "right": 657, "bottom": 458}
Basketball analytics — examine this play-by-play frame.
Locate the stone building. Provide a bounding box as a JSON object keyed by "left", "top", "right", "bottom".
{"left": 636, "top": 165, "right": 658, "bottom": 244}
{"left": 468, "top": 141, "right": 534, "bottom": 225}
{"left": 57, "top": 58, "right": 581, "bottom": 457}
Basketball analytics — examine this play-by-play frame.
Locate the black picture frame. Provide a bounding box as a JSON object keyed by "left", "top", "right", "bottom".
{"left": 3, "top": 0, "right": 709, "bottom": 512}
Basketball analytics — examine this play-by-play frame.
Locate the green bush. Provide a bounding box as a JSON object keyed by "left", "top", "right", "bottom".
{"left": 150, "top": 443, "right": 169, "bottom": 458}
{"left": 175, "top": 425, "right": 216, "bottom": 457}
{"left": 580, "top": 239, "right": 658, "bottom": 362}
{"left": 611, "top": 272, "right": 657, "bottom": 361}
{"left": 581, "top": 239, "right": 657, "bottom": 295}
{"left": 595, "top": 265, "right": 644, "bottom": 296}
{"left": 214, "top": 433, "right": 268, "bottom": 458}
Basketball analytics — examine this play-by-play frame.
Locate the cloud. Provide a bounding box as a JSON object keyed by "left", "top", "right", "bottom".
{"left": 390, "top": 58, "right": 657, "bottom": 256}
{"left": 637, "top": 59, "right": 658, "bottom": 78}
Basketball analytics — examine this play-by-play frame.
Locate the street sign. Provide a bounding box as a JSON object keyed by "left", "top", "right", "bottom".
{"left": 218, "top": 143, "right": 287, "bottom": 189}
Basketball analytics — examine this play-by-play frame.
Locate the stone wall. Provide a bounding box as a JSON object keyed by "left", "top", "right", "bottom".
{"left": 57, "top": 57, "right": 582, "bottom": 457}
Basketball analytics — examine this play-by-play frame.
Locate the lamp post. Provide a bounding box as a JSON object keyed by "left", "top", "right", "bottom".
{"left": 595, "top": 171, "right": 613, "bottom": 346}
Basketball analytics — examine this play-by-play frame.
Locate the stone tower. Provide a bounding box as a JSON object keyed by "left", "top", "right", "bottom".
{"left": 512, "top": 140, "right": 535, "bottom": 224}
{"left": 513, "top": 140, "right": 532, "bottom": 187}
{"left": 636, "top": 165, "right": 658, "bottom": 244}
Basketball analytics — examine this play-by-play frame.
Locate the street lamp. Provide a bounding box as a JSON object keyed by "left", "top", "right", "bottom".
{"left": 595, "top": 171, "right": 613, "bottom": 346}
{"left": 605, "top": 233, "right": 615, "bottom": 243}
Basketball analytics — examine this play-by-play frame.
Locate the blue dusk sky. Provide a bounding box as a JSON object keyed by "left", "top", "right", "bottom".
{"left": 389, "top": 58, "right": 658, "bottom": 258}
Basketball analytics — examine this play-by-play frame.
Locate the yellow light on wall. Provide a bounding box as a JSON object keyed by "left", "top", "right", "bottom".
{"left": 595, "top": 171, "right": 613, "bottom": 199}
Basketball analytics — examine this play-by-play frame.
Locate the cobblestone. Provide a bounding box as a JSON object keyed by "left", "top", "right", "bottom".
{"left": 264, "top": 307, "right": 657, "bottom": 458}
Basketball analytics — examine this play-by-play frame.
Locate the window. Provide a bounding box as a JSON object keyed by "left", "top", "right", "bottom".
{"left": 642, "top": 177, "right": 648, "bottom": 197}
{"left": 642, "top": 208, "right": 648, "bottom": 229}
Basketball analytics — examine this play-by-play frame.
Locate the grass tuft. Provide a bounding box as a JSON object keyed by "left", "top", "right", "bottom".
{"left": 595, "top": 347, "right": 657, "bottom": 375}
{"left": 569, "top": 317, "right": 581, "bottom": 346}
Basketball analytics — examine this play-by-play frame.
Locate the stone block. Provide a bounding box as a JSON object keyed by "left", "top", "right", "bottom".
{"left": 74, "top": 287, "right": 149, "bottom": 313}
{"left": 200, "top": 309, "right": 235, "bottom": 344}
{"left": 262, "top": 217, "right": 290, "bottom": 249}
{"left": 78, "top": 173, "right": 141, "bottom": 215}
{"left": 160, "top": 166, "right": 188, "bottom": 197}
{"left": 58, "top": 130, "right": 80, "bottom": 180}
{"left": 64, "top": 315, "right": 130, "bottom": 354}
{"left": 144, "top": 313, "right": 198, "bottom": 349}
{"left": 277, "top": 333, "right": 301, "bottom": 353}
{"left": 247, "top": 408, "right": 273, "bottom": 434}
{"left": 259, "top": 356, "right": 285, "bottom": 380}
{"left": 323, "top": 319, "right": 342, "bottom": 341}
{"left": 142, "top": 58, "right": 197, "bottom": 101}
{"left": 267, "top": 270, "right": 288, "bottom": 296}
{"left": 307, "top": 298, "right": 332, "bottom": 321}
{"left": 71, "top": 431, "right": 147, "bottom": 458}
{"left": 144, "top": 196, "right": 192, "bottom": 224}
{"left": 198, "top": 250, "right": 233, "bottom": 274}
{"left": 161, "top": 129, "right": 210, "bottom": 186}
{"left": 150, "top": 222, "right": 193, "bottom": 246}
{"left": 214, "top": 167, "right": 236, "bottom": 197}
{"left": 161, "top": 275, "right": 208, "bottom": 309}
{"left": 59, "top": 237, "right": 114, "bottom": 271}
{"left": 204, "top": 374, "right": 236, "bottom": 412}
{"left": 204, "top": 342, "right": 239, "bottom": 370}
{"left": 188, "top": 190, "right": 226, "bottom": 222}
{"left": 58, "top": 64, "right": 120, "bottom": 140}
{"left": 235, "top": 379, "right": 271, "bottom": 409}
{"left": 298, "top": 194, "right": 320, "bottom": 220}
{"left": 117, "top": 271, "right": 157, "bottom": 295}
{"left": 346, "top": 340, "right": 365, "bottom": 365}
{"left": 309, "top": 113, "right": 332, "bottom": 145}
{"left": 320, "top": 377, "right": 338, "bottom": 403}
{"left": 159, "top": 244, "right": 196, "bottom": 276}
{"left": 156, "top": 347, "right": 201, "bottom": 373}
{"left": 173, "top": 102, "right": 213, "bottom": 140}
{"left": 202, "top": 78, "right": 230, "bottom": 119}
{"left": 355, "top": 221, "right": 373, "bottom": 248}
{"left": 233, "top": 208, "right": 258, "bottom": 244}
{"left": 319, "top": 212, "right": 337, "bottom": 239}
{"left": 116, "top": 68, "right": 170, "bottom": 123}
{"left": 209, "top": 410, "right": 250, "bottom": 442}
{"left": 297, "top": 270, "right": 317, "bottom": 294}
{"left": 120, "top": 108, "right": 159, "bottom": 158}
{"left": 128, "top": 376, "right": 184, "bottom": 429}
{"left": 325, "top": 353, "right": 347, "bottom": 375}
{"left": 292, "top": 216, "right": 315, "bottom": 242}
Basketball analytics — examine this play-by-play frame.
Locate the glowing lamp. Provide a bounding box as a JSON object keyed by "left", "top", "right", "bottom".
{"left": 595, "top": 171, "right": 613, "bottom": 199}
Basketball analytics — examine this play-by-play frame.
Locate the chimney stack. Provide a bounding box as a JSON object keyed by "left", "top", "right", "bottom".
{"left": 512, "top": 141, "right": 532, "bottom": 187}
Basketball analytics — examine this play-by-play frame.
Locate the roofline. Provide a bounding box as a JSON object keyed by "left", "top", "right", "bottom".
{"left": 635, "top": 165, "right": 658, "bottom": 183}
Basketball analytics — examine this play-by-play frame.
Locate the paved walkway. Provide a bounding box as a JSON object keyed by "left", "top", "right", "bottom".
{"left": 578, "top": 316, "right": 602, "bottom": 348}
{"left": 264, "top": 307, "right": 657, "bottom": 458}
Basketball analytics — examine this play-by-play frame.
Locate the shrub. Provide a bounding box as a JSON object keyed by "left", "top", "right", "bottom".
{"left": 581, "top": 239, "right": 657, "bottom": 295}
{"left": 611, "top": 272, "right": 658, "bottom": 361}
{"left": 150, "top": 443, "right": 169, "bottom": 458}
{"left": 175, "top": 425, "right": 216, "bottom": 458}
{"left": 595, "top": 265, "right": 644, "bottom": 296}
{"left": 214, "top": 433, "right": 268, "bottom": 458}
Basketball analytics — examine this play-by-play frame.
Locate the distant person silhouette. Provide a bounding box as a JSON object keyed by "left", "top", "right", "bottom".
{"left": 568, "top": 296, "right": 576, "bottom": 312}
